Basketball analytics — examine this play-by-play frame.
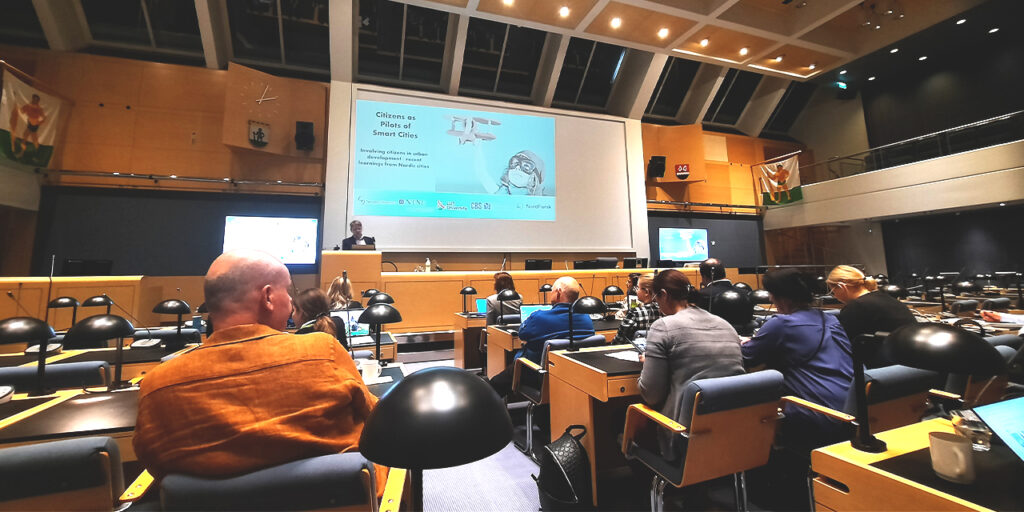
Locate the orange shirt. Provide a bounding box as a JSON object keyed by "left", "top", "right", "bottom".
{"left": 133, "top": 324, "right": 387, "bottom": 494}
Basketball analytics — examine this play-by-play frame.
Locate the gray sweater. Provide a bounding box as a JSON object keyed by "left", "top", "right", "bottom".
{"left": 638, "top": 306, "right": 745, "bottom": 456}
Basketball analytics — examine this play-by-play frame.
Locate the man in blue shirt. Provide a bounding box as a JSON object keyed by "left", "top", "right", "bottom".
{"left": 489, "top": 276, "right": 595, "bottom": 397}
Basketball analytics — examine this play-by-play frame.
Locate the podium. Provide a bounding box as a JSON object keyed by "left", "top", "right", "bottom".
{"left": 320, "top": 251, "right": 382, "bottom": 296}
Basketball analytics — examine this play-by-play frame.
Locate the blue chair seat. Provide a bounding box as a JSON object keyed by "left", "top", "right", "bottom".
{"left": 0, "top": 436, "right": 123, "bottom": 510}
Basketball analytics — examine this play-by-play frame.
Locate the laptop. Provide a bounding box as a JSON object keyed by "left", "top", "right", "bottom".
{"left": 465, "top": 298, "right": 488, "bottom": 318}
{"left": 973, "top": 396, "right": 1024, "bottom": 463}
{"left": 519, "top": 304, "right": 552, "bottom": 323}
{"left": 331, "top": 309, "right": 370, "bottom": 337}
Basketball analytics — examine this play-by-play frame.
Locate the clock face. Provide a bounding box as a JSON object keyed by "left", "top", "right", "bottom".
{"left": 240, "top": 80, "right": 282, "bottom": 120}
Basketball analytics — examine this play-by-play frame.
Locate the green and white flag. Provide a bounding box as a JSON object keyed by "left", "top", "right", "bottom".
{"left": 757, "top": 155, "right": 802, "bottom": 206}
{"left": 1, "top": 70, "right": 63, "bottom": 167}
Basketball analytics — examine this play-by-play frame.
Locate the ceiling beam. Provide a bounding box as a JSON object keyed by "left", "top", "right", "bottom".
{"left": 194, "top": 0, "right": 230, "bottom": 69}
{"left": 440, "top": 13, "right": 469, "bottom": 95}
{"left": 607, "top": 50, "right": 667, "bottom": 119}
{"left": 676, "top": 63, "right": 727, "bottom": 124}
{"left": 32, "top": 0, "right": 89, "bottom": 51}
{"left": 576, "top": 0, "right": 611, "bottom": 32}
{"left": 735, "top": 75, "right": 789, "bottom": 137}
{"left": 328, "top": 0, "right": 357, "bottom": 82}
{"left": 531, "top": 33, "right": 570, "bottom": 108}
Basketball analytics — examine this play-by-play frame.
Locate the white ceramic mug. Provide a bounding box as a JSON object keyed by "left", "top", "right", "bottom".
{"left": 929, "top": 431, "right": 975, "bottom": 484}
{"left": 361, "top": 360, "right": 382, "bottom": 382}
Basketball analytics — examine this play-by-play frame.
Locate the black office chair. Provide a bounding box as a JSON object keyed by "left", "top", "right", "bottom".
{"left": 0, "top": 361, "right": 110, "bottom": 393}
{"left": 525, "top": 259, "right": 553, "bottom": 270}
{"left": 949, "top": 299, "right": 979, "bottom": 316}
{"left": 0, "top": 436, "right": 125, "bottom": 510}
{"left": 595, "top": 257, "right": 619, "bottom": 269}
{"left": 981, "top": 297, "right": 1011, "bottom": 311}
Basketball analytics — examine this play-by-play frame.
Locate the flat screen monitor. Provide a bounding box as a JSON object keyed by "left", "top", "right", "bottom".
{"left": 331, "top": 309, "right": 370, "bottom": 337}
{"left": 658, "top": 228, "right": 709, "bottom": 262}
{"left": 520, "top": 304, "right": 552, "bottom": 323}
{"left": 223, "top": 216, "right": 319, "bottom": 265}
{"left": 475, "top": 298, "right": 488, "bottom": 314}
{"left": 974, "top": 396, "right": 1024, "bottom": 464}
{"left": 525, "top": 259, "right": 552, "bottom": 270}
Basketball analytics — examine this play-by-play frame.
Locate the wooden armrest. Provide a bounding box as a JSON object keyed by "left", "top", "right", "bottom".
{"left": 929, "top": 389, "right": 962, "bottom": 401}
{"left": 120, "top": 469, "right": 154, "bottom": 502}
{"left": 379, "top": 468, "right": 406, "bottom": 512}
{"left": 622, "top": 403, "right": 686, "bottom": 456}
{"left": 781, "top": 396, "right": 856, "bottom": 423}
{"left": 517, "top": 358, "right": 542, "bottom": 372}
{"left": 511, "top": 357, "right": 543, "bottom": 393}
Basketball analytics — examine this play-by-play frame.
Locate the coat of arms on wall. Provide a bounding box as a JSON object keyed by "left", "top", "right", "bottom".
{"left": 248, "top": 120, "right": 269, "bottom": 148}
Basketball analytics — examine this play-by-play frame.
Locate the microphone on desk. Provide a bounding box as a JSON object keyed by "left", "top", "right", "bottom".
{"left": 500, "top": 257, "right": 506, "bottom": 272}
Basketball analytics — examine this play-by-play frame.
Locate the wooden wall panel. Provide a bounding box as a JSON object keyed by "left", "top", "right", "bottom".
{"left": 0, "top": 205, "right": 36, "bottom": 276}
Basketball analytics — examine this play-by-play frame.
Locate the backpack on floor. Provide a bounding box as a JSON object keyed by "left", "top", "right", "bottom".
{"left": 533, "top": 425, "right": 592, "bottom": 511}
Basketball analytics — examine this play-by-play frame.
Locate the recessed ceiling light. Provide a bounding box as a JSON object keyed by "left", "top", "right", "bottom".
{"left": 657, "top": 28, "right": 669, "bottom": 39}
{"left": 700, "top": 38, "right": 709, "bottom": 47}
{"left": 890, "top": 48, "right": 899, "bottom": 54}
{"left": 918, "top": 55, "right": 927, "bottom": 61}
{"left": 502, "top": 0, "right": 513, "bottom": 5}
{"left": 774, "top": 55, "right": 783, "bottom": 62}
{"left": 956, "top": 19, "right": 966, "bottom": 25}
{"left": 610, "top": 17, "right": 622, "bottom": 29}
{"left": 839, "top": 69, "right": 847, "bottom": 75}
{"left": 989, "top": 27, "right": 1000, "bottom": 33}
{"left": 739, "top": 47, "right": 749, "bottom": 56}
{"left": 868, "top": 76, "right": 876, "bottom": 81}
{"left": 999, "top": 202, "right": 1006, "bottom": 206}
{"left": 559, "top": 6, "right": 570, "bottom": 18}
{"left": 808, "top": 63, "right": 816, "bottom": 70}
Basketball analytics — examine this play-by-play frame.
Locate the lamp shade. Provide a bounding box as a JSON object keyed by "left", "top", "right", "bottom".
{"left": 82, "top": 295, "right": 114, "bottom": 307}
{"left": 881, "top": 323, "right": 1006, "bottom": 377}
{"left": 366, "top": 293, "right": 394, "bottom": 306}
{"left": 63, "top": 315, "right": 135, "bottom": 346}
{"left": 732, "top": 282, "right": 752, "bottom": 294}
{"left": 750, "top": 289, "right": 772, "bottom": 305}
{"left": 48, "top": 297, "right": 79, "bottom": 309}
{"left": 497, "top": 289, "right": 520, "bottom": 302}
{"left": 197, "top": 302, "right": 208, "bottom": 314}
{"left": 539, "top": 284, "right": 553, "bottom": 293}
{"left": 152, "top": 299, "right": 191, "bottom": 315}
{"left": 362, "top": 289, "right": 380, "bottom": 298}
{"left": 0, "top": 317, "right": 55, "bottom": 344}
{"left": 460, "top": 287, "right": 477, "bottom": 295}
{"left": 357, "top": 303, "right": 402, "bottom": 325}
{"left": 572, "top": 296, "right": 607, "bottom": 315}
{"left": 953, "top": 281, "right": 980, "bottom": 295}
{"left": 602, "top": 285, "right": 624, "bottom": 297}
{"left": 359, "top": 367, "right": 512, "bottom": 469}
{"left": 710, "top": 290, "right": 753, "bottom": 326}
{"left": 881, "top": 284, "right": 907, "bottom": 299}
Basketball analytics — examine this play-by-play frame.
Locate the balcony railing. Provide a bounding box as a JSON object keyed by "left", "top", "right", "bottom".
{"left": 801, "top": 110, "right": 1024, "bottom": 185}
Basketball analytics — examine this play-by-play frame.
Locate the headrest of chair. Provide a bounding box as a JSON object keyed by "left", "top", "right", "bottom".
{"left": 160, "top": 453, "right": 375, "bottom": 511}
{"left": 0, "top": 436, "right": 124, "bottom": 503}
{"left": 678, "top": 370, "right": 785, "bottom": 427}
{"left": 984, "top": 334, "right": 1023, "bottom": 350}
{"left": 859, "top": 364, "right": 945, "bottom": 405}
{"left": 132, "top": 328, "right": 201, "bottom": 345}
{"left": 995, "top": 344, "right": 1017, "bottom": 362}
{"left": 981, "top": 297, "right": 1011, "bottom": 311}
{"left": 544, "top": 335, "right": 605, "bottom": 353}
{"left": 498, "top": 314, "right": 521, "bottom": 324}
{"left": 0, "top": 361, "right": 110, "bottom": 393}
{"left": 949, "top": 299, "right": 979, "bottom": 314}
{"left": 352, "top": 350, "right": 374, "bottom": 359}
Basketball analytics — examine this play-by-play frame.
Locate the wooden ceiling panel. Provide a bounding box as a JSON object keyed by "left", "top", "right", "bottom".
{"left": 585, "top": 1, "right": 698, "bottom": 49}
{"left": 752, "top": 44, "right": 840, "bottom": 76}
{"left": 478, "top": 0, "right": 598, "bottom": 29}
{"left": 420, "top": 0, "right": 470, "bottom": 7}
{"left": 676, "top": 25, "right": 775, "bottom": 63}
{"left": 644, "top": 0, "right": 713, "bottom": 15}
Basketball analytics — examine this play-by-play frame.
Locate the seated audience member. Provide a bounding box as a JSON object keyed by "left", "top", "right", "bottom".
{"left": 612, "top": 275, "right": 663, "bottom": 343}
{"left": 327, "top": 274, "right": 359, "bottom": 310}
{"left": 742, "top": 268, "right": 853, "bottom": 451}
{"left": 695, "top": 258, "right": 732, "bottom": 311}
{"left": 486, "top": 272, "right": 523, "bottom": 325}
{"left": 828, "top": 265, "right": 916, "bottom": 348}
{"left": 638, "top": 269, "right": 744, "bottom": 456}
{"left": 341, "top": 220, "right": 375, "bottom": 250}
{"left": 133, "top": 250, "right": 386, "bottom": 493}
{"left": 294, "top": 288, "right": 348, "bottom": 349}
{"left": 981, "top": 310, "right": 1024, "bottom": 336}
{"left": 489, "top": 276, "right": 594, "bottom": 397}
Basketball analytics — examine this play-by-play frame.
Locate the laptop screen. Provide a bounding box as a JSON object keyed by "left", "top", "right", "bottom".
{"left": 520, "top": 304, "right": 552, "bottom": 323}
{"left": 974, "top": 396, "right": 1024, "bottom": 463}
{"left": 330, "top": 309, "right": 370, "bottom": 336}
{"left": 476, "top": 298, "right": 488, "bottom": 314}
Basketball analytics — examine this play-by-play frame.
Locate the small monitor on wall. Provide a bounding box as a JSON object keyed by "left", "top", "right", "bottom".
{"left": 658, "top": 228, "right": 709, "bottom": 263}
{"left": 223, "top": 216, "right": 319, "bottom": 265}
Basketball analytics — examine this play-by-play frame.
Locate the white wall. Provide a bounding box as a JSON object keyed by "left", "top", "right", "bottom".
{"left": 764, "top": 140, "right": 1024, "bottom": 230}
{"left": 789, "top": 88, "right": 870, "bottom": 163}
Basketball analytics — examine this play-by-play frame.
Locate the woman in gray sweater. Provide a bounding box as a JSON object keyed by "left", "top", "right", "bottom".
{"left": 638, "top": 269, "right": 745, "bottom": 457}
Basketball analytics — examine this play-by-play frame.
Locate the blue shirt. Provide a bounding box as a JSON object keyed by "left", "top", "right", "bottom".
{"left": 516, "top": 303, "right": 595, "bottom": 363}
{"left": 742, "top": 309, "right": 853, "bottom": 437}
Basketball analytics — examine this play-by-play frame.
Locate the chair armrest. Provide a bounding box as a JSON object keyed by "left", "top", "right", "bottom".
{"left": 621, "top": 403, "right": 686, "bottom": 456}
{"left": 929, "top": 389, "right": 962, "bottom": 401}
{"left": 781, "top": 396, "right": 856, "bottom": 423}
{"left": 379, "top": 468, "right": 406, "bottom": 512}
{"left": 120, "top": 470, "right": 154, "bottom": 502}
{"left": 511, "top": 357, "right": 543, "bottom": 394}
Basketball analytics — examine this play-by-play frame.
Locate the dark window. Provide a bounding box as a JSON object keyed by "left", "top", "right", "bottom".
{"left": 145, "top": 0, "right": 203, "bottom": 52}
{"left": 281, "top": 0, "right": 330, "bottom": 69}
{"left": 645, "top": 57, "right": 701, "bottom": 118}
{"left": 0, "top": 0, "right": 48, "bottom": 48}
{"left": 226, "top": 0, "right": 283, "bottom": 63}
{"left": 496, "top": 25, "right": 545, "bottom": 97}
{"left": 552, "top": 37, "right": 626, "bottom": 110}
{"left": 704, "top": 69, "right": 762, "bottom": 125}
{"left": 459, "top": 18, "right": 505, "bottom": 93}
{"left": 357, "top": 0, "right": 447, "bottom": 87}
{"left": 81, "top": 0, "right": 152, "bottom": 46}
{"left": 761, "top": 81, "right": 816, "bottom": 136}
{"left": 401, "top": 5, "right": 448, "bottom": 84}
{"left": 459, "top": 18, "right": 546, "bottom": 99}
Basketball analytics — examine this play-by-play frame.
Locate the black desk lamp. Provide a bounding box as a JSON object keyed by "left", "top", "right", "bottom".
{"left": 356, "top": 303, "right": 401, "bottom": 365}
{"left": 568, "top": 296, "right": 606, "bottom": 351}
{"left": 48, "top": 297, "right": 80, "bottom": 327}
{"left": 0, "top": 317, "right": 56, "bottom": 396}
{"left": 733, "top": 282, "right": 752, "bottom": 294}
{"left": 601, "top": 285, "right": 624, "bottom": 306}
{"left": 994, "top": 271, "right": 1023, "bottom": 307}
{"left": 881, "top": 284, "right": 907, "bottom": 299}
{"left": 153, "top": 299, "right": 191, "bottom": 349}
{"left": 953, "top": 281, "right": 980, "bottom": 296}
{"left": 362, "top": 289, "right": 380, "bottom": 299}
{"left": 496, "top": 289, "right": 520, "bottom": 325}
{"left": 64, "top": 314, "right": 135, "bottom": 391}
{"left": 459, "top": 287, "right": 477, "bottom": 314}
{"left": 849, "top": 323, "right": 1006, "bottom": 453}
{"left": 539, "top": 284, "right": 552, "bottom": 303}
{"left": 359, "top": 367, "right": 512, "bottom": 511}
{"left": 875, "top": 274, "right": 889, "bottom": 285}
{"left": 82, "top": 295, "right": 114, "bottom": 315}
{"left": 366, "top": 292, "right": 394, "bottom": 306}
{"left": 750, "top": 289, "right": 772, "bottom": 305}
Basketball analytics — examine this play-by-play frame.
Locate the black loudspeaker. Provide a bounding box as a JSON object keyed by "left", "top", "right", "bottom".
{"left": 295, "top": 121, "right": 315, "bottom": 150}
{"left": 647, "top": 156, "right": 666, "bottom": 178}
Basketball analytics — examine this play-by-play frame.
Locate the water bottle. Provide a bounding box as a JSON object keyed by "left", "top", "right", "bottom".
{"left": 425, "top": 257, "right": 432, "bottom": 272}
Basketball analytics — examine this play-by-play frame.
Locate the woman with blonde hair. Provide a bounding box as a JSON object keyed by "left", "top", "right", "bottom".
{"left": 294, "top": 288, "right": 348, "bottom": 349}
{"left": 827, "top": 265, "right": 916, "bottom": 350}
{"left": 327, "top": 274, "right": 358, "bottom": 310}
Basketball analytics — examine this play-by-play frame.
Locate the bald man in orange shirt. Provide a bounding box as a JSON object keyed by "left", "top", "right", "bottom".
{"left": 133, "top": 249, "right": 387, "bottom": 494}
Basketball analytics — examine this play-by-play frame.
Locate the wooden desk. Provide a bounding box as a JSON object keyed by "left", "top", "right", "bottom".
{"left": 0, "top": 276, "right": 145, "bottom": 332}
{"left": 812, "top": 418, "right": 1023, "bottom": 511}
{"left": 547, "top": 345, "right": 642, "bottom": 506}
{"left": 484, "top": 320, "right": 620, "bottom": 378}
{"left": 350, "top": 332, "right": 398, "bottom": 361}
{"left": 453, "top": 313, "right": 486, "bottom": 370}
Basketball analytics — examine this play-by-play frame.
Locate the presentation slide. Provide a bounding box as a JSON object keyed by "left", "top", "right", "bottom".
{"left": 223, "top": 216, "right": 318, "bottom": 264}
{"left": 659, "top": 228, "right": 709, "bottom": 262}
{"left": 353, "top": 99, "right": 556, "bottom": 221}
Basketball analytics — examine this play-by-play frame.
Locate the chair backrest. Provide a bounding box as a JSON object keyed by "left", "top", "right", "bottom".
{"left": 676, "top": 370, "right": 785, "bottom": 487}
{"left": 595, "top": 257, "right": 618, "bottom": 269}
{"left": 950, "top": 299, "right": 979, "bottom": 315}
{"left": 842, "top": 364, "right": 944, "bottom": 433}
{"left": 0, "top": 436, "right": 124, "bottom": 511}
{"left": 499, "top": 314, "right": 521, "bottom": 325}
{"left": 0, "top": 361, "right": 110, "bottom": 393}
{"left": 957, "top": 345, "right": 1017, "bottom": 406}
{"left": 525, "top": 259, "right": 553, "bottom": 270}
{"left": 540, "top": 335, "right": 607, "bottom": 366}
{"left": 160, "top": 452, "right": 377, "bottom": 511}
{"left": 981, "top": 297, "right": 1011, "bottom": 311}
{"left": 985, "top": 334, "right": 1023, "bottom": 350}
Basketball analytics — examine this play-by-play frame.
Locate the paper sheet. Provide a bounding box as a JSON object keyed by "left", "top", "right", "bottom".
{"left": 605, "top": 350, "right": 640, "bottom": 362}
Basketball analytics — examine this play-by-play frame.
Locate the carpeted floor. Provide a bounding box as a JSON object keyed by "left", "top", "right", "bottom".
{"left": 424, "top": 442, "right": 542, "bottom": 511}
